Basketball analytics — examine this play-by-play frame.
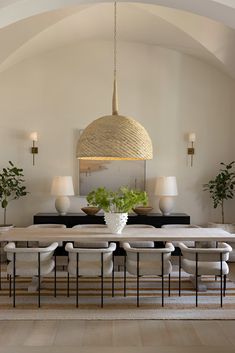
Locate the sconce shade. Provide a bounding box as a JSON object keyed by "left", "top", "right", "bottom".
{"left": 51, "top": 176, "right": 74, "bottom": 196}
{"left": 77, "top": 114, "right": 153, "bottom": 160}
{"left": 188, "top": 133, "right": 196, "bottom": 142}
{"left": 30, "top": 132, "right": 38, "bottom": 142}
{"left": 155, "top": 176, "right": 178, "bottom": 196}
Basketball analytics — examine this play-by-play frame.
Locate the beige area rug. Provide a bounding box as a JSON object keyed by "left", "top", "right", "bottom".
{"left": 1, "top": 270, "right": 235, "bottom": 320}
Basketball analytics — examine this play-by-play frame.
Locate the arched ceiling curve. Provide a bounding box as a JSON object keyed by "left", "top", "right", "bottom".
{"left": 1, "top": 0, "right": 235, "bottom": 29}
{"left": 0, "top": 1, "right": 235, "bottom": 78}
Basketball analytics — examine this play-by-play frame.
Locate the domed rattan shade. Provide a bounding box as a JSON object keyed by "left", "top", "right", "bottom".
{"left": 77, "top": 114, "right": 153, "bottom": 160}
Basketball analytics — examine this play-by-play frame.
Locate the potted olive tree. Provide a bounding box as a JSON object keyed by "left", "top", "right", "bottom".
{"left": 0, "top": 161, "right": 28, "bottom": 229}
{"left": 86, "top": 187, "right": 148, "bottom": 234}
{"left": 203, "top": 161, "right": 235, "bottom": 231}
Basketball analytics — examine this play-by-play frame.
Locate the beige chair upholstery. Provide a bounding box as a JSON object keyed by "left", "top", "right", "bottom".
{"left": 65, "top": 242, "right": 116, "bottom": 307}
{"left": 178, "top": 241, "right": 232, "bottom": 307}
{"left": 73, "top": 224, "right": 108, "bottom": 248}
{"left": 4, "top": 242, "right": 58, "bottom": 307}
{"left": 122, "top": 242, "right": 174, "bottom": 306}
{"left": 124, "top": 224, "right": 155, "bottom": 248}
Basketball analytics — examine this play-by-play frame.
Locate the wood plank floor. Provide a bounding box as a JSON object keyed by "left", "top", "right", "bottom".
{"left": 0, "top": 320, "right": 235, "bottom": 353}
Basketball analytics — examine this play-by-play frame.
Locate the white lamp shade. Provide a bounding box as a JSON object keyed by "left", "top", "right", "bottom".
{"left": 51, "top": 176, "right": 74, "bottom": 196}
{"left": 188, "top": 132, "right": 196, "bottom": 142}
{"left": 155, "top": 176, "right": 178, "bottom": 196}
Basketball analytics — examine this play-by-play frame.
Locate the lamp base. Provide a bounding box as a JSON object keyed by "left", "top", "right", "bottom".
{"left": 159, "top": 196, "right": 174, "bottom": 216}
{"left": 55, "top": 196, "right": 70, "bottom": 215}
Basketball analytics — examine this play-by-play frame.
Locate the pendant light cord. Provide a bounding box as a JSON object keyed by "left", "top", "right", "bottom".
{"left": 114, "top": 1, "right": 117, "bottom": 81}
{"left": 112, "top": 1, "right": 118, "bottom": 115}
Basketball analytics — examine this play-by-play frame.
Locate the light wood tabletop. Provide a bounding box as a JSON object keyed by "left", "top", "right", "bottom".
{"left": 0, "top": 227, "right": 234, "bottom": 242}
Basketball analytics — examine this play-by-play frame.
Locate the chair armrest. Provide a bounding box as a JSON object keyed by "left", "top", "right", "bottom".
{"left": 4, "top": 242, "right": 58, "bottom": 253}
{"left": 65, "top": 242, "right": 116, "bottom": 253}
{"left": 178, "top": 242, "right": 232, "bottom": 254}
{"left": 122, "top": 242, "right": 174, "bottom": 253}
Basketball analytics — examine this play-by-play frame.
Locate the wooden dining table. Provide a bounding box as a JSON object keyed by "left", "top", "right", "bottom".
{"left": 0, "top": 226, "right": 234, "bottom": 243}
{"left": 0, "top": 226, "right": 234, "bottom": 292}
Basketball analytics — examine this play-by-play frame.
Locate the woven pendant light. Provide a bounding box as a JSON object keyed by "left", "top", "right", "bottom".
{"left": 77, "top": 2, "right": 153, "bottom": 160}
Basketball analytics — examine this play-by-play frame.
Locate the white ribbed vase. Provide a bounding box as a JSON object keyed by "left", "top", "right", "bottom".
{"left": 104, "top": 212, "right": 128, "bottom": 234}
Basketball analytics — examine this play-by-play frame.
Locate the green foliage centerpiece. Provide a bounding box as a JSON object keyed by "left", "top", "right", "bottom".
{"left": 86, "top": 187, "right": 148, "bottom": 234}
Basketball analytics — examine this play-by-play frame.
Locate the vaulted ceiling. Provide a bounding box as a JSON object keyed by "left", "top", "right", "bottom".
{"left": 0, "top": 0, "right": 235, "bottom": 78}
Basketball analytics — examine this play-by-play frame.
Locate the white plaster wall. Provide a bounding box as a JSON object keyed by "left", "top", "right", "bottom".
{"left": 0, "top": 40, "right": 234, "bottom": 226}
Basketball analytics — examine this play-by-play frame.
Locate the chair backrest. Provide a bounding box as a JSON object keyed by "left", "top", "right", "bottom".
{"left": 28, "top": 224, "right": 66, "bottom": 228}
{"left": 178, "top": 242, "right": 232, "bottom": 262}
{"left": 162, "top": 224, "right": 199, "bottom": 228}
{"left": 65, "top": 242, "right": 116, "bottom": 264}
{"left": 122, "top": 242, "right": 174, "bottom": 262}
{"left": 72, "top": 224, "right": 106, "bottom": 229}
{"left": 4, "top": 242, "right": 58, "bottom": 262}
{"left": 125, "top": 224, "right": 155, "bottom": 228}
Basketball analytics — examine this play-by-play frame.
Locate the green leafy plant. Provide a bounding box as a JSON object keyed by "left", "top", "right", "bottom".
{"left": 0, "top": 161, "right": 28, "bottom": 225}
{"left": 203, "top": 161, "right": 235, "bottom": 224}
{"left": 86, "top": 186, "right": 148, "bottom": 213}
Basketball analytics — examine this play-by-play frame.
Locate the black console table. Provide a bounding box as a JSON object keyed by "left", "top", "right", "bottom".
{"left": 34, "top": 213, "right": 190, "bottom": 228}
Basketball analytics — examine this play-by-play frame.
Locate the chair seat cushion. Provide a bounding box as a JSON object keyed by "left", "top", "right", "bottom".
{"left": 68, "top": 261, "right": 113, "bottom": 276}
{"left": 128, "top": 241, "right": 155, "bottom": 248}
{"left": 7, "top": 259, "right": 55, "bottom": 276}
{"left": 182, "top": 259, "right": 229, "bottom": 276}
{"left": 127, "top": 260, "right": 172, "bottom": 276}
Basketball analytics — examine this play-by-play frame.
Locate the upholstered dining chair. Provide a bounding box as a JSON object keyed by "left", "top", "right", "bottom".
{"left": 122, "top": 242, "right": 175, "bottom": 307}
{"left": 4, "top": 242, "right": 58, "bottom": 307}
{"left": 178, "top": 242, "right": 232, "bottom": 307}
{"left": 125, "top": 224, "right": 155, "bottom": 248}
{"left": 72, "top": 224, "right": 108, "bottom": 248}
{"left": 65, "top": 242, "right": 116, "bottom": 308}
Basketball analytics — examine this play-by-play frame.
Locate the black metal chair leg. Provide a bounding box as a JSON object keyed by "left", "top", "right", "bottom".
{"left": 161, "top": 253, "right": 164, "bottom": 307}
{"left": 220, "top": 253, "right": 223, "bottom": 307}
{"left": 9, "top": 275, "right": 11, "bottom": 298}
{"left": 137, "top": 252, "right": 140, "bottom": 307}
{"left": 13, "top": 253, "right": 16, "bottom": 308}
{"left": 38, "top": 253, "right": 41, "bottom": 308}
{"left": 124, "top": 253, "right": 126, "bottom": 297}
{"left": 101, "top": 253, "right": 104, "bottom": 308}
{"left": 76, "top": 253, "right": 79, "bottom": 308}
{"left": 67, "top": 255, "right": 70, "bottom": 297}
{"left": 179, "top": 252, "right": 181, "bottom": 297}
{"left": 67, "top": 273, "right": 70, "bottom": 297}
{"left": 54, "top": 254, "right": 57, "bottom": 298}
{"left": 168, "top": 274, "right": 171, "bottom": 297}
{"left": 224, "top": 274, "right": 226, "bottom": 297}
{"left": 112, "top": 253, "right": 114, "bottom": 297}
{"left": 196, "top": 252, "right": 198, "bottom": 307}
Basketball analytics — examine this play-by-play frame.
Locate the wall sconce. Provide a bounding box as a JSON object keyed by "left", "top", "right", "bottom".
{"left": 30, "top": 132, "right": 38, "bottom": 166}
{"left": 187, "top": 132, "right": 196, "bottom": 167}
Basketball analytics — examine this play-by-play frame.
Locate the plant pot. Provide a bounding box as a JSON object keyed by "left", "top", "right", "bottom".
{"left": 133, "top": 206, "right": 153, "bottom": 216}
{"left": 104, "top": 212, "right": 128, "bottom": 234}
{"left": 208, "top": 222, "right": 235, "bottom": 233}
{"left": 81, "top": 207, "right": 100, "bottom": 216}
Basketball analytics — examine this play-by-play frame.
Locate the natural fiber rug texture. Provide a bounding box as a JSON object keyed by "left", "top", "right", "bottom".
{"left": 1, "top": 270, "right": 235, "bottom": 320}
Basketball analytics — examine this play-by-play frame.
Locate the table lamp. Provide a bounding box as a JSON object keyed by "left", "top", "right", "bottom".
{"left": 155, "top": 176, "right": 178, "bottom": 215}
{"left": 51, "top": 176, "right": 74, "bottom": 215}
